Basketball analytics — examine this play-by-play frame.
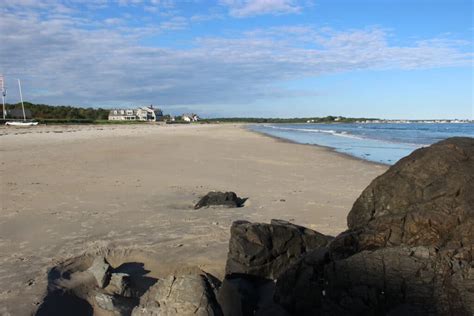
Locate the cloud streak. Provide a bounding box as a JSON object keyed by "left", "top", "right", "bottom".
{"left": 0, "top": 5, "right": 471, "bottom": 112}
{"left": 220, "top": 0, "right": 301, "bottom": 17}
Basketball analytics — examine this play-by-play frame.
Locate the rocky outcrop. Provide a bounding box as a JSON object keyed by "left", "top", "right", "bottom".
{"left": 132, "top": 273, "right": 222, "bottom": 316}
{"left": 225, "top": 219, "right": 333, "bottom": 279}
{"left": 218, "top": 219, "right": 333, "bottom": 315}
{"left": 195, "top": 191, "right": 246, "bottom": 209}
{"left": 275, "top": 137, "right": 474, "bottom": 315}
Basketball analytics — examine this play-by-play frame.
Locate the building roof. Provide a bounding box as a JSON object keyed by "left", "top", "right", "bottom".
{"left": 108, "top": 106, "right": 162, "bottom": 115}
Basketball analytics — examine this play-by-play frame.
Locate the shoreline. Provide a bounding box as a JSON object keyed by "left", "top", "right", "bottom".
{"left": 246, "top": 125, "right": 390, "bottom": 168}
{"left": 0, "top": 122, "right": 389, "bottom": 168}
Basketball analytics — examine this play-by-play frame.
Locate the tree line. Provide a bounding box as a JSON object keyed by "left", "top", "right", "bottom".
{"left": 1, "top": 102, "right": 379, "bottom": 124}
{"left": 2, "top": 102, "right": 110, "bottom": 120}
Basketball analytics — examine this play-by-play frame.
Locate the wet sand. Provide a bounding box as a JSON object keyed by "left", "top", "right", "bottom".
{"left": 0, "top": 123, "right": 387, "bottom": 315}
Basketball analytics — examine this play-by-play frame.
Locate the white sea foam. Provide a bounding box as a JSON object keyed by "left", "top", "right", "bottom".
{"left": 263, "top": 125, "right": 365, "bottom": 140}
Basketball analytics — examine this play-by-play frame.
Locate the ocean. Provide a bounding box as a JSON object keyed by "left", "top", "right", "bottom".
{"left": 249, "top": 123, "right": 474, "bottom": 165}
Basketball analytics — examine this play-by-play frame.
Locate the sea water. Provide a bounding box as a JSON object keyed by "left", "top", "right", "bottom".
{"left": 249, "top": 123, "right": 474, "bottom": 165}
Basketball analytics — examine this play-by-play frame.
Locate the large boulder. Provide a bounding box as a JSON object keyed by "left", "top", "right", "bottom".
{"left": 225, "top": 219, "right": 333, "bottom": 279}
{"left": 131, "top": 272, "right": 222, "bottom": 316}
{"left": 347, "top": 137, "right": 474, "bottom": 251}
{"left": 275, "top": 137, "right": 474, "bottom": 315}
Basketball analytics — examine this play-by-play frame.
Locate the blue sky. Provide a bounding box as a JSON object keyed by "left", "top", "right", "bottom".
{"left": 0, "top": 0, "right": 472, "bottom": 119}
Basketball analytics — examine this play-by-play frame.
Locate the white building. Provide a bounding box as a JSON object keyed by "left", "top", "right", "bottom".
{"left": 182, "top": 113, "right": 199, "bottom": 122}
{"left": 108, "top": 105, "right": 163, "bottom": 121}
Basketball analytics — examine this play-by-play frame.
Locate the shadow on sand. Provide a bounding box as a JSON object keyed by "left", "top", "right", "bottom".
{"left": 35, "top": 261, "right": 157, "bottom": 316}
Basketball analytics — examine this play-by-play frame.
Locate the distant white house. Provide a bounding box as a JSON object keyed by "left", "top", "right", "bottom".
{"left": 108, "top": 105, "right": 163, "bottom": 121}
{"left": 182, "top": 113, "right": 199, "bottom": 122}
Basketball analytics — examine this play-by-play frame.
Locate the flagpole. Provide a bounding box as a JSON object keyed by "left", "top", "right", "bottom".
{"left": 18, "top": 79, "right": 26, "bottom": 121}
{"left": 1, "top": 75, "right": 5, "bottom": 119}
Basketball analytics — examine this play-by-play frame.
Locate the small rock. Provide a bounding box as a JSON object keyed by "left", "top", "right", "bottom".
{"left": 87, "top": 256, "right": 111, "bottom": 288}
{"left": 106, "top": 273, "right": 133, "bottom": 297}
{"left": 94, "top": 292, "right": 136, "bottom": 315}
{"left": 95, "top": 293, "right": 115, "bottom": 311}
{"left": 194, "top": 191, "right": 245, "bottom": 209}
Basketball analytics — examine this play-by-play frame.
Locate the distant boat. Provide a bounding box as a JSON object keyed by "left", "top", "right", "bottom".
{"left": 5, "top": 121, "right": 38, "bottom": 126}
{"left": 4, "top": 78, "right": 38, "bottom": 126}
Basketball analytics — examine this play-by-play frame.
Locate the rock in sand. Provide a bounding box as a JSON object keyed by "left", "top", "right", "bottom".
{"left": 194, "top": 191, "right": 246, "bottom": 209}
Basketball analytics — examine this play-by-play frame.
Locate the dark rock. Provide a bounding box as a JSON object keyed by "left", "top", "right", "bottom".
{"left": 347, "top": 137, "right": 474, "bottom": 251}
{"left": 277, "top": 246, "right": 456, "bottom": 315}
{"left": 225, "top": 219, "right": 333, "bottom": 279}
{"left": 275, "top": 138, "right": 474, "bottom": 315}
{"left": 217, "top": 274, "right": 289, "bottom": 316}
{"left": 274, "top": 248, "right": 330, "bottom": 315}
{"left": 217, "top": 275, "right": 259, "bottom": 316}
{"left": 194, "top": 191, "right": 246, "bottom": 209}
{"left": 131, "top": 272, "right": 222, "bottom": 316}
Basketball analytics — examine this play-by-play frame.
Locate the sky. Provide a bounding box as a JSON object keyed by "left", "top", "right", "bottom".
{"left": 0, "top": 0, "right": 473, "bottom": 119}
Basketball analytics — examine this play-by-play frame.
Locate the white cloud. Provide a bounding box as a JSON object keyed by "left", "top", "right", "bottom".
{"left": 118, "top": 0, "right": 144, "bottom": 6}
{"left": 159, "top": 16, "right": 188, "bottom": 30}
{"left": 0, "top": 7, "right": 471, "bottom": 110}
{"left": 190, "top": 13, "right": 225, "bottom": 22}
{"left": 221, "top": 0, "right": 301, "bottom": 17}
{"left": 104, "top": 18, "right": 124, "bottom": 25}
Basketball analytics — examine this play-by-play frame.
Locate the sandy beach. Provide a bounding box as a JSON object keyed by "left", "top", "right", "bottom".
{"left": 0, "top": 124, "right": 386, "bottom": 315}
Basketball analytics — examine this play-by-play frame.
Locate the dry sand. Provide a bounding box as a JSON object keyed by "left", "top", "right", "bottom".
{"left": 0, "top": 123, "right": 387, "bottom": 315}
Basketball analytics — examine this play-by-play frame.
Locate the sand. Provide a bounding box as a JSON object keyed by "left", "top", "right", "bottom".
{"left": 0, "top": 123, "right": 387, "bottom": 315}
